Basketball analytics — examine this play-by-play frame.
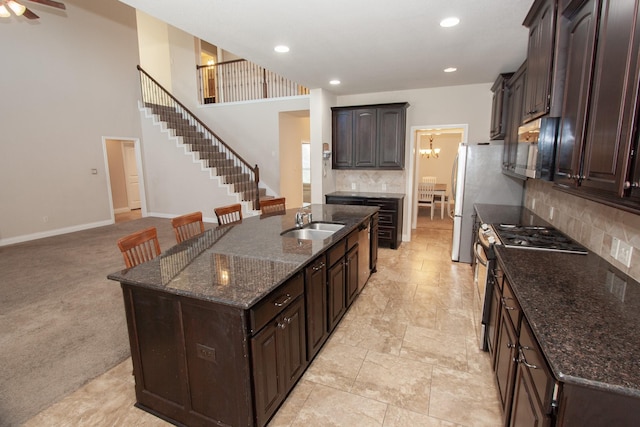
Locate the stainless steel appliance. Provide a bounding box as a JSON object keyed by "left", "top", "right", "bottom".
{"left": 516, "top": 117, "right": 559, "bottom": 181}
{"left": 451, "top": 142, "right": 525, "bottom": 263}
{"left": 473, "top": 223, "right": 497, "bottom": 351}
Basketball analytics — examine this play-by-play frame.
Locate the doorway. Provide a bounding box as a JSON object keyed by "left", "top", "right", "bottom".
{"left": 409, "top": 124, "right": 467, "bottom": 230}
{"left": 103, "top": 138, "right": 145, "bottom": 223}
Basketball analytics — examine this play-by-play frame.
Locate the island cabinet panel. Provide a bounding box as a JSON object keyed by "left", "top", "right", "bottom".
{"left": 557, "top": 382, "right": 640, "bottom": 426}
{"left": 251, "top": 295, "right": 306, "bottom": 427}
{"left": 304, "top": 256, "right": 328, "bottom": 360}
{"left": 345, "top": 244, "right": 359, "bottom": 307}
{"left": 122, "top": 286, "right": 253, "bottom": 427}
{"left": 327, "top": 249, "right": 346, "bottom": 332}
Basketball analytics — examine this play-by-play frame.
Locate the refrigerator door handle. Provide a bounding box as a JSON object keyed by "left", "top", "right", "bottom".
{"left": 451, "top": 153, "right": 459, "bottom": 202}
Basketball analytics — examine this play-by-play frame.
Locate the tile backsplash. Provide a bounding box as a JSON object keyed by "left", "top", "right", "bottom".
{"left": 335, "top": 170, "right": 406, "bottom": 193}
{"left": 525, "top": 179, "right": 640, "bottom": 282}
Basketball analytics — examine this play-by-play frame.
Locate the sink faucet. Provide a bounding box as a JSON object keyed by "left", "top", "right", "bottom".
{"left": 295, "top": 209, "right": 312, "bottom": 228}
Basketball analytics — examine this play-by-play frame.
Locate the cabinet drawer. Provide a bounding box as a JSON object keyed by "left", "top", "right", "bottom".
{"left": 378, "top": 227, "right": 393, "bottom": 241}
{"left": 327, "top": 242, "right": 346, "bottom": 267}
{"left": 519, "top": 319, "right": 554, "bottom": 410}
{"left": 250, "top": 273, "right": 304, "bottom": 334}
{"left": 366, "top": 199, "right": 397, "bottom": 211}
{"left": 347, "top": 229, "right": 359, "bottom": 250}
{"left": 325, "top": 196, "right": 365, "bottom": 205}
{"left": 378, "top": 212, "right": 394, "bottom": 225}
{"left": 501, "top": 278, "right": 521, "bottom": 332}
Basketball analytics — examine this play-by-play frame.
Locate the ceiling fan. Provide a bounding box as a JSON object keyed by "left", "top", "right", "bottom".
{"left": 0, "top": 0, "right": 66, "bottom": 20}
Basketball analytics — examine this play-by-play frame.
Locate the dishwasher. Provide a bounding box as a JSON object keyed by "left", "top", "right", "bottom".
{"left": 357, "top": 219, "right": 370, "bottom": 292}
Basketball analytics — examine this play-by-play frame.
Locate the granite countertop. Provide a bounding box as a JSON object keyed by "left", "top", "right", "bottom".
{"left": 475, "top": 204, "right": 640, "bottom": 399}
{"left": 325, "top": 191, "right": 405, "bottom": 200}
{"left": 108, "top": 204, "right": 377, "bottom": 309}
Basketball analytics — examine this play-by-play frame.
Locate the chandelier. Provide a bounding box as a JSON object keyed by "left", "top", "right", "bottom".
{"left": 0, "top": 0, "right": 66, "bottom": 20}
{"left": 420, "top": 135, "right": 441, "bottom": 159}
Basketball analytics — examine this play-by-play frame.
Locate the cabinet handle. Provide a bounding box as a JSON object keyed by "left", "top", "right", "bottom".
{"left": 624, "top": 181, "right": 640, "bottom": 189}
{"left": 518, "top": 346, "right": 538, "bottom": 369}
{"left": 312, "top": 262, "right": 325, "bottom": 272}
{"left": 501, "top": 296, "right": 515, "bottom": 310}
{"left": 277, "top": 317, "right": 293, "bottom": 329}
{"left": 274, "top": 293, "right": 292, "bottom": 307}
{"left": 507, "top": 342, "right": 516, "bottom": 349}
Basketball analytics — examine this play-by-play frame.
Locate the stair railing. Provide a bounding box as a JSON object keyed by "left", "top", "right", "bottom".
{"left": 137, "top": 65, "right": 261, "bottom": 210}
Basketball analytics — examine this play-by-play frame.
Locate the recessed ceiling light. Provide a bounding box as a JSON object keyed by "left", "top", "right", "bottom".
{"left": 440, "top": 17, "right": 460, "bottom": 28}
{"left": 444, "top": 67, "right": 457, "bottom": 73}
{"left": 330, "top": 79, "right": 341, "bottom": 85}
{"left": 274, "top": 45, "right": 290, "bottom": 53}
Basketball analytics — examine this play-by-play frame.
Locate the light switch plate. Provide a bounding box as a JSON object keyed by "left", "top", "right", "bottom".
{"left": 611, "top": 237, "right": 620, "bottom": 258}
{"left": 617, "top": 241, "right": 633, "bottom": 268}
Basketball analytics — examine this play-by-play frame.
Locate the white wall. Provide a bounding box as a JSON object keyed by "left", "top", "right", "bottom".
{"left": 0, "top": 0, "right": 142, "bottom": 244}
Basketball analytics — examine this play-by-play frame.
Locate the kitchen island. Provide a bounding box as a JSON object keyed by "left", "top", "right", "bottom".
{"left": 108, "top": 204, "right": 378, "bottom": 427}
{"left": 476, "top": 204, "right": 640, "bottom": 426}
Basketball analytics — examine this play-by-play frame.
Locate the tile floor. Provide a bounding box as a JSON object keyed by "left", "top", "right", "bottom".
{"left": 24, "top": 211, "right": 502, "bottom": 427}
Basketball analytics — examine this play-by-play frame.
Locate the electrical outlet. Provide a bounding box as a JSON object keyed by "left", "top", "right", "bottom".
{"left": 611, "top": 237, "right": 620, "bottom": 258}
{"left": 351, "top": 182, "right": 356, "bottom": 190}
{"left": 617, "top": 241, "right": 633, "bottom": 268}
{"left": 532, "top": 198, "right": 536, "bottom": 209}
{"left": 382, "top": 183, "right": 387, "bottom": 191}
{"left": 549, "top": 206, "right": 554, "bottom": 220}
{"left": 42, "top": 216, "right": 49, "bottom": 223}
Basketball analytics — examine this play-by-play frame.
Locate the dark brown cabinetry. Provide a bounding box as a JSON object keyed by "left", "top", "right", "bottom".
{"left": 331, "top": 103, "right": 409, "bottom": 170}
{"left": 251, "top": 281, "right": 306, "bottom": 427}
{"left": 491, "top": 73, "right": 515, "bottom": 140}
{"left": 345, "top": 239, "right": 360, "bottom": 307}
{"left": 492, "top": 260, "right": 557, "bottom": 427}
{"left": 326, "top": 243, "right": 346, "bottom": 332}
{"left": 523, "top": 0, "right": 558, "bottom": 123}
{"left": 326, "top": 194, "right": 404, "bottom": 249}
{"left": 555, "top": 0, "right": 640, "bottom": 212}
{"left": 304, "top": 256, "right": 328, "bottom": 361}
{"left": 503, "top": 63, "right": 527, "bottom": 175}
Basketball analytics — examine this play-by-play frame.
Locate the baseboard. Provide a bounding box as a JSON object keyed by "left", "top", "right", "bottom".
{"left": 0, "top": 219, "right": 114, "bottom": 247}
{"left": 113, "top": 207, "right": 131, "bottom": 214}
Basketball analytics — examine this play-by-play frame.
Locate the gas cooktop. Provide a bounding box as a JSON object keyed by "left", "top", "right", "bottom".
{"left": 492, "top": 224, "right": 588, "bottom": 255}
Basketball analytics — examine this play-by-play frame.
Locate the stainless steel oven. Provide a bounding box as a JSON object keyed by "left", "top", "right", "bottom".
{"left": 473, "top": 224, "right": 497, "bottom": 351}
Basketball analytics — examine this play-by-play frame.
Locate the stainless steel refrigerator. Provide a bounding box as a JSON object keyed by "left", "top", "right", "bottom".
{"left": 451, "top": 141, "right": 525, "bottom": 263}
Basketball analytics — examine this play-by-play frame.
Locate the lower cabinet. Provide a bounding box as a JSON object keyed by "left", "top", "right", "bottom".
{"left": 251, "top": 294, "right": 306, "bottom": 427}
{"left": 327, "top": 244, "right": 347, "bottom": 332}
{"left": 304, "top": 256, "right": 328, "bottom": 360}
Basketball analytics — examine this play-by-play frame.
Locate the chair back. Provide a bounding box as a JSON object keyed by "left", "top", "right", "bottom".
{"left": 215, "top": 203, "right": 243, "bottom": 225}
{"left": 171, "top": 211, "right": 205, "bottom": 244}
{"left": 260, "top": 197, "right": 286, "bottom": 215}
{"left": 418, "top": 178, "right": 436, "bottom": 203}
{"left": 117, "top": 227, "right": 162, "bottom": 268}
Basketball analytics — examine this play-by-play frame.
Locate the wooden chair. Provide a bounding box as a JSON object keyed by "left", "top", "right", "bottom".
{"left": 259, "top": 197, "right": 286, "bottom": 215}
{"left": 418, "top": 176, "right": 437, "bottom": 220}
{"left": 171, "top": 211, "right": 205, "bottom": 244}
{"left": 214, "top": 203, "right": 243, "bottom": 225}
{"left": 117, "top": 227, "right": 162, "bottom": 268}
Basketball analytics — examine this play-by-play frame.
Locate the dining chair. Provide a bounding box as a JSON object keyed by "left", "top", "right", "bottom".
{"left": 418, "top": 177, "right": 437, "bottom": 220}
{"left": 214, "top": 203, "right": 243, "bottom": 226}
{"left": 117, "top": 226, "right": 162, "bottom": 268}
{"left": 171, "top": 211, "right": 205, "bottom": 244}
{"left": 259, "top": 197, "right": 286, "bottom": 215}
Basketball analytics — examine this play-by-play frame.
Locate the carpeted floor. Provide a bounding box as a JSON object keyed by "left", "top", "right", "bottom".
{"left": 0, "top": 217, "right": 180, "bottom": 427}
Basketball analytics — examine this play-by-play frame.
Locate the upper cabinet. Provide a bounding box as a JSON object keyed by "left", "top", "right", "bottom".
{"left": 331, "top": 103, "right": 409, "bottom": 170}
{"left": 522, "top": 0, "right": 558, "bottom": 123}
{"left": 491, "top": 73, "right": 514, "bottom": 140}
{"left": 555, "top": 0, "right": 640, "bottom": 210}
{"left": 502, "top": 63, "right": 527, "bottom": 177}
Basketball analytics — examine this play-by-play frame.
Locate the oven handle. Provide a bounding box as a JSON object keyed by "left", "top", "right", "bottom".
{"left": 474, "top": 243, "right": 488, "bottom": 267}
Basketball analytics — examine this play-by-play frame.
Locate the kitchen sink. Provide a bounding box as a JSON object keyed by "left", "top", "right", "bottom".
{"left": 280, "top": 222, "right": 344, "bottom": 240}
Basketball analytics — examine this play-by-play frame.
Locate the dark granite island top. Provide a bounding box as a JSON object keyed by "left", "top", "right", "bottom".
{"left": 474, "top": 204, "right": 640, "bottom": 402}
{"left": 108, "top": 204, "right": 378, "bottom": 309}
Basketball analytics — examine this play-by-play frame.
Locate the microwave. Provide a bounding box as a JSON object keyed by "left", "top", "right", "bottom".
{"left": 516, "top": 117, "right": 559, "bottom": 181}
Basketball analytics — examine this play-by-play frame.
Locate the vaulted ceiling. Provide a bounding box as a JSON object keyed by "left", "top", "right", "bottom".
{"left": 119, "top": 0, "right": 533, "bottom": 95}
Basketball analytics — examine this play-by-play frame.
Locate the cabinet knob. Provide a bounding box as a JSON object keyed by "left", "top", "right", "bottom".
{"left": 518, "top": 346, "right": 538, "bottom": 369}
{"left": 624, "top": 181, "right": 640, "bottom": 189}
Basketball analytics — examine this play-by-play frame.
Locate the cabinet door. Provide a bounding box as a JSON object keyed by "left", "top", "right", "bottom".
{"left": 370, "top": 214, "right": 378, "bottom": 272}
{"left": 495, "top": 306, "right": 518, "bottom": 423}
{"left": 491, "top": 73, "right": 514, "bottom": 140}
{"left": 523, "top": 0, "right": 557, "bottom": 122}
{"left": 332, "top": 109, "right": 354, "bottom": 169}
{"left": 327, "top": 259, "right": 346, "bottom": 332}
{"left": 509, "top": 365, "right": 552, "bottom": 427}
{"left": 581, "top": 0, "right": 640, "bottom": 195}
{"left": 504, "top": 63, "right": 527, "bottom": 173}
{"left": 304, "top": 257, "right": 328, "bottom": 360}
{"left": 354, "top": 108, "right": 377, "bottom": 168}
{"left": 252, "top": 320, "right": 285, "bottom": 427}
{"left": 345, "top": 245, "right": 359, "bottom": 307}
{"left": 488, "top": 278, "right": 502, "bottom": 364}
{"left": 377, "top": 106, "right": 406, "bottom": 169}
{"left": 280, "top": 297, "right": 307, "bottom": 390}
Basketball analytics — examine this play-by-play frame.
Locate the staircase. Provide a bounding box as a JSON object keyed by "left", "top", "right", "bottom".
{"left": 137, "top": 66, "right": 265, "bottom": 211}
